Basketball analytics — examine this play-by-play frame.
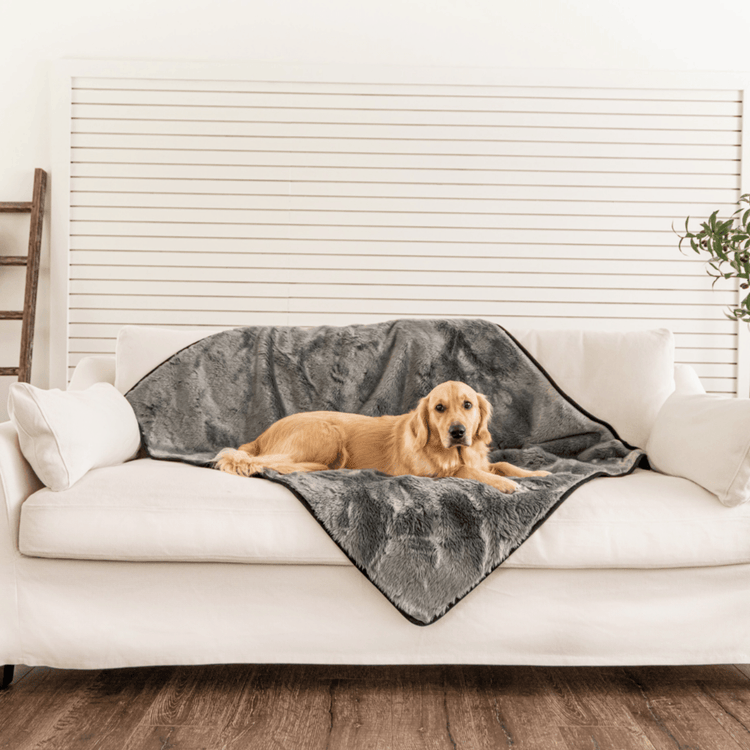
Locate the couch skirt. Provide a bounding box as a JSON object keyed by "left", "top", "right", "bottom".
{"left": 3, "top": 555, "right": 749, "bottom": 668}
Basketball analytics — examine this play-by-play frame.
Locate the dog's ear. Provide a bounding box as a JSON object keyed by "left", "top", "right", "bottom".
{"left": 475, "top": 393, "right": 493, "bottom": 444}
{"left": 409, "top": 396, "right": 431, "bottom": 448}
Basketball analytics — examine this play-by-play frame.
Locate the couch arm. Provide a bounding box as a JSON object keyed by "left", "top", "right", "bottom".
{"left": 673, "top": 363, "right": 705, "bottom": 395}
{"left": 0, "top": 420, "right": 41, "bottom": 665}
{"left": 0, "top": 421, "right": 42, "bottom": 555}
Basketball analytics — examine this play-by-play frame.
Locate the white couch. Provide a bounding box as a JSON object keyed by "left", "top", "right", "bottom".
{"left": 2, "top": 325, "right": 750, "bottom": 684}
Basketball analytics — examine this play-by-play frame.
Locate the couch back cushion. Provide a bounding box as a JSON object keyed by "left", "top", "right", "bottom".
{"left": 115, "top": 324, "right": 675, "bottom": 449}
{"left": 508, "top": 327, "right": 675, "bottom": 448}
{"left": 115, "top": 326, "right": 223, "bottom": 394}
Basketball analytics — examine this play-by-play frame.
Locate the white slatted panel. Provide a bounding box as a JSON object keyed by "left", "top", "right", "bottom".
{"left": 66, "top": 75, "right": 744, "bottom": 393}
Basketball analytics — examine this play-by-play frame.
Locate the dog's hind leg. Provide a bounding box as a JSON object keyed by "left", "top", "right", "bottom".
{"left": 215, "top": 421, "right": 348, "bottom": 476}
{"left": 213, "top": 450, "right": 330, "bottom": 476}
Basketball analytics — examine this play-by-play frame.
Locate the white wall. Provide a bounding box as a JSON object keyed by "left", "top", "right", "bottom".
{"left": 1, "top": 0, "right": 750, "bottom": 419}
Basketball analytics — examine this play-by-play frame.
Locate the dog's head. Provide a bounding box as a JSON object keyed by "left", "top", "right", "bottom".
{"left": 411, "top": 381, "right": 492, "bottom": 450}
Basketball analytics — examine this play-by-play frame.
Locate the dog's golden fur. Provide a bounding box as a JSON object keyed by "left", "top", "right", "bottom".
{"left": 214, "top": 380, "right": 548, "bottom": 493}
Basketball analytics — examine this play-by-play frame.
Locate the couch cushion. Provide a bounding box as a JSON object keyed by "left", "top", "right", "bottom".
{"left": 20, "top": 459, "right": 346, "bottom": 565}
{"left": 18, "top": 459, "right": 750, "bottom": 569}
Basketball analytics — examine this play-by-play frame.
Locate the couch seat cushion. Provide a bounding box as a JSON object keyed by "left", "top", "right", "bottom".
{"left": 18, "top": 460, "right": 750, "bottom": 569}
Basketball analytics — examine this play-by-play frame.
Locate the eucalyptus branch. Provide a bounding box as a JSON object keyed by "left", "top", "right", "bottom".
{"left": 674, "top": 193, "right": 750, "bottom": 323}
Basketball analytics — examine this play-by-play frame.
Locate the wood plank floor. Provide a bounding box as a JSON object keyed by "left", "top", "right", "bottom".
{"left": 1, "top": 664, "right": 749, "bottom": 749}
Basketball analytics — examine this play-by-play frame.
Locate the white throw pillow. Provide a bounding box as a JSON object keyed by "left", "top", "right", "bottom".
{"left": 647, "top": 392, "right": 750, "bottom": 507}
{"left": 8, "top": 382, "right": 141, "bottom": 491}
{"left": 508, "top": 327, "right": 675, "bottom": 449}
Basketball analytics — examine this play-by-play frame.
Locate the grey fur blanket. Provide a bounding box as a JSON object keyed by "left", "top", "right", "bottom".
{"left": 126, "top": 319, "right": 645, "bottom": 625}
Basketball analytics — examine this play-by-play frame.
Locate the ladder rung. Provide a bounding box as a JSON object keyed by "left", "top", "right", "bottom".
{"left": 0, "top": 256, "right": 28, "bottom": 266}
{"left": 0, "top": 367, "right": 19, "bottom": 377}
{"left": 0, "top": 311, "right": 24, "bottom": 320}
{"left": 0, "top": 202, "right": 32, "bottom": 213}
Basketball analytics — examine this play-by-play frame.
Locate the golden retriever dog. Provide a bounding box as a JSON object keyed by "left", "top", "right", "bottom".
{"left": 214, "top": 380, "right": 549, "bottom": 494}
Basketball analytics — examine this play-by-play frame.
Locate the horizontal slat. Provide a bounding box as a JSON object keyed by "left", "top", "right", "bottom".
{"left": 0, "top": 312, "right": 23, "bottom": 320}
{"left": 72, "top": 79, "right": 742, "bottom": 102}
{"left": 69, "top": 206, "right": 722, "bottom": 233}
{"left": 69, "top": 235, "right": 706, "bottom": 261}
{"left": 0, "top": 256, "right": 27, "bottom": 266}
{"left": 70, "top": 162, "right": 741, "bottom": 190}
{"left": 70, "top": 177, "right": 743, "bottom": 206}
{"left": 70, "top": 191, "right": 741, "bottom": 221}
{"left": 69, "top": 277, "right": 735, "bottom": 298}
{"left": 70, "top": 134, "right": 743, "bottom": 170}
{"left": 674, "top": 333, "right": 737, "bottom": 349}
{"left": 71, "top": 88, "right": 744, "bottom": 116}
{"left": 72, "top": 295, "right": 290, "bottom": 312}
{"left": 64, "top": 234, "right": 736, "bottom": 266}
{"left": 0, "top": 367, "right": 19, "bottom": 376}
{"left": 67, "top": 223, "right": 720, "bottom": 246}
{"left": 71, "top": 103, "right": 741, "bottom": 132}
{"left": 688, "top": 362, "right": 737, "bottom": 378}
{"left": 71, "top": 115, "right": 741, "bottom": 147}
{"left": 70, "top": 284, "right": 738, "bottom": 309}
{"left": 677, "top": 347, "right": 737, "bottom": 362}
{"left": 69, "top": 148, "right": 742, "bottom": 182}
{"left": 69, "top": 338, "right": 116, "bottom": 354}
{"left": 68, "top": 268, "right": 729, "bottom": 292}
{"left": 68, "top": 268, "right": 723, "bottom": 296}
{"left": 71, "top": 118, "right": 745, "bottom": 151}
{"left": 69, "top": 250, "right": 710, "bottom": 276}
{"left": 698, "top": 378, "right": 736, "bottom": 393}
{"left": 293, "top": 298, "right": 736, "bottom": 319}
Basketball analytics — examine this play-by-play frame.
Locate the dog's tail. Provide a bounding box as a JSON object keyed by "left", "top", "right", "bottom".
{"left": 213, "top": 448, "right": 330, "bottom": 476}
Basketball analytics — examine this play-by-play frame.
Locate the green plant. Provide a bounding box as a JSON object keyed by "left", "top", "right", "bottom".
{"left": 676, "top": 193, "right": 750, "bottom": 322}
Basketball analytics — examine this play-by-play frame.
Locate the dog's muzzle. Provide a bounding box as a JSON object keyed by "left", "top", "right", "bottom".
{"left": 447, "top": 422, "right": 470, "bottom": 447}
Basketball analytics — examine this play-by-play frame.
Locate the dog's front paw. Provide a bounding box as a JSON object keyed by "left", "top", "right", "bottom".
{"left": 496, "top": 478, "right": 519, "bottom": 494}
{"left": 529, "top": 470, "right": 551, "bottom": 477}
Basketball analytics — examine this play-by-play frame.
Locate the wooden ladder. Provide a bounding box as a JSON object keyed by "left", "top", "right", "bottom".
{"left": 0, "top": 168, "right": 47, "bottom": 383}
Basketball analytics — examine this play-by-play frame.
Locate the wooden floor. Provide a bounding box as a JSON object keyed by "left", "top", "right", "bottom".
{"left": 1, "top": 664, "right": 749, "bottom": 749}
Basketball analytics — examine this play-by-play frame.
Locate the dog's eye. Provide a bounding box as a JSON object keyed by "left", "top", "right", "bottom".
{"left": 435, "top": 404, "right": 445, "bottom": 413}
{"left": 463, "top": 401, "right": 473, "bottom": 409}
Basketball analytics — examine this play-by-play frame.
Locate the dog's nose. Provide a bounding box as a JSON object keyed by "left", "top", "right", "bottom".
{"left": 449, "top": 423, "right": 466, "bottom": 441}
